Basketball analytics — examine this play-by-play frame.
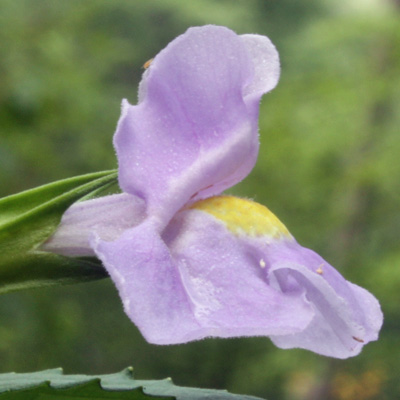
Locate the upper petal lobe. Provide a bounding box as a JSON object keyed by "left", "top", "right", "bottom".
{"left": 114, "top": 25, "right": 279, "bottom": 227}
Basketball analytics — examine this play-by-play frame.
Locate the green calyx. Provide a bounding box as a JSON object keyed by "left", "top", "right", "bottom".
{"left": 0, "top": 171, "right": 118, "bottom": 294}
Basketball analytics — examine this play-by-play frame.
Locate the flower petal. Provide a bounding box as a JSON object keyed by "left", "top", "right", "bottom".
{"left": 268, "top": 251, "right": 383, "bottom": 358}
{"left": 92, "top": 222, "right": 200, "bottom": 344}
{"left": 240, "top": 34, "right": 280, "bottom": 103}
{"left": 164, "top": 207, "right": 315, "bottom": 338}
{"left": 169, "top": 196, "right": 380, "bottom": 357}
{"left": 114, "top": 25, "right": 279, "bottom": 227}
{"left": 346, "top": 282, "right": 383, "bottom": 343}
{"left": 92, "top": 202, "right": 314, "bottom": 345}
{"left": 42, "top": 193, "right": 146, "bottom": 257}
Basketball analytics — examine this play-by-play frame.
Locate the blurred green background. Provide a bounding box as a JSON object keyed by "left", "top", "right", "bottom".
{"left": 0, "top": 0, "right": 399, "bottom": 399}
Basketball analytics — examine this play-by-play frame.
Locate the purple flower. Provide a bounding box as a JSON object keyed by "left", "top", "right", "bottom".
{"left": 43, "top": 25, "right": 382, "bottom": 358}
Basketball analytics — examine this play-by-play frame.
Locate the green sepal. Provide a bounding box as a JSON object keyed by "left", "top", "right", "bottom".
{"left": 0, "top": 368, "right": 264, "bottom": 400}
{"left": 0, "top": 171, "right": 118, "bottom": 294}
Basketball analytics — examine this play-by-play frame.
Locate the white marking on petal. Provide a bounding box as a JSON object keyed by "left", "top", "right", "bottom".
{"left": 190, "top": 277, "right": 222, "bottom": 319}
{"left": 123, "top": 298, "right": 131, "bottom": 311}
{"left": 259, "top": 259, "right": 266, "bottom": 268}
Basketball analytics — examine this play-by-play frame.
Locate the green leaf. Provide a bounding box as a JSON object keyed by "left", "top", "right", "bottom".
{"left": 0, "top": 171, "right": 118, "bottom": 294}
{"left": 0, "top": 368, "right": 264, "bottom": 400}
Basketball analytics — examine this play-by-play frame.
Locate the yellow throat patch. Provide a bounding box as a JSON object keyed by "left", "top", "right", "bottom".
{"left": 191, "top": 196, "right": 291, "bottom": 239}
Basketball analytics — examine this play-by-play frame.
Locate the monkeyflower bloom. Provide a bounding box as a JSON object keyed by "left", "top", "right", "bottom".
{"left": 44, "top": 25, "right": 382, "bottom": 358}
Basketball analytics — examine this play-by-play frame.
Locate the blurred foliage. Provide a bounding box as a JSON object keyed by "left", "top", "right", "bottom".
{"left": 0, "top": 1, "right": 399, "bottom": 400}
